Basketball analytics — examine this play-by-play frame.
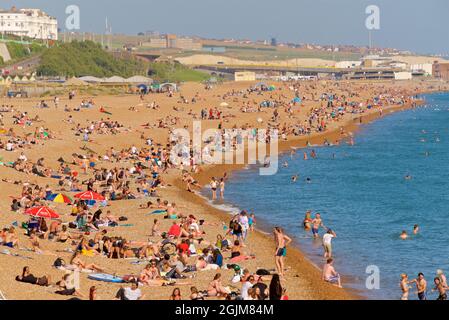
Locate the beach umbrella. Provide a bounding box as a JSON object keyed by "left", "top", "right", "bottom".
{"left": 220, "top": 102, "right": 229, "bottom": 107}
{"left": 46, "top": 193, "right": 72, "bottom": 204}
{"left": 25, "top": 206, "right": 60, "bottom": 219}
{"left": 74, "top": 191, "right": 105, "bottom": 201}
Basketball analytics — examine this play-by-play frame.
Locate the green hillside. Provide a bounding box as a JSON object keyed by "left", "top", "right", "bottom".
{"left": 148, "top": 61, "right": 210, "bottom": 82}
{"left": 36, "top": 40, "right": 147, "bottom": 77}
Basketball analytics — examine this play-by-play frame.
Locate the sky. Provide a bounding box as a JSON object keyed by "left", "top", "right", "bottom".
{"left": 1, "top": 0, "right": 448, "bottom": 55}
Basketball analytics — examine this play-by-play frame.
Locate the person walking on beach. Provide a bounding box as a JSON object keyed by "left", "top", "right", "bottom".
{"left": 400, "top": 273, "right": 411, "bottom": 300}
{"left": 322, "top": 229, "right": 336, "bottom": 258}
{"left": 410, "top": 273, "right": 427, "bottom": 300}
{"left": 273, "top": 227, "right": 292, "bottom": 277}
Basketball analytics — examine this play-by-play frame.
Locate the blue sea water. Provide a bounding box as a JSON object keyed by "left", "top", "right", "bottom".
{"left": 205, "top": 92, "right": 449, "bottom": 300}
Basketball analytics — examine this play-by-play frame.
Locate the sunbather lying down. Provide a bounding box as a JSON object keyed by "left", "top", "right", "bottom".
{"left": 16, "top": 266, "right": 51, "bottom": 287}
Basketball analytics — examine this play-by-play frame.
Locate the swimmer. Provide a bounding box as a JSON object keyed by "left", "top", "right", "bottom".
{"left": 282, "top": 161, "right": 288, "bottom": 168}
{"left": 303, "top": 211, "right": 312, "bottom": 231}
{"left": 400, "top": 230, "right": 408, "bottom": 240}
{"left": 291, "top": 175, "right": 298, "bottom": 183}
{"left": 413, "top": 224, "right": 419, "bottom": 235}
{"left": 310, "top": 150, "right": 317, "bottom": 159}
{"left": 306, "top": 177, "right": 312, "bottom": 183}
{"left": 404, "top": 175, "right": 412, "bottom": 180}
{"left": 303, "top": 152, "right": 308, "bottom": 160}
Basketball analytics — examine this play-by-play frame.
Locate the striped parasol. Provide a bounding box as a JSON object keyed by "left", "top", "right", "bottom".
{"left": 46, "top": 193, "right": 72, "bottom": 204}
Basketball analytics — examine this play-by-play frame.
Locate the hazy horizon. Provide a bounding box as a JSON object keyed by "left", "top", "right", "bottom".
{"left": 1, "top": 0, "right": 449, "bottom": 55}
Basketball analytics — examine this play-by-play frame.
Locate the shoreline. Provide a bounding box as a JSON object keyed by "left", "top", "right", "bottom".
{"left": 180, "top": 91, "right": 443, "bottom": 300}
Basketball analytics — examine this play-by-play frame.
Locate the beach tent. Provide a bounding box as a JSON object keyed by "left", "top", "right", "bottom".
{"left": 159, "top": 83, "right": 178, "bottom": 92}
{"left": 220, "top": 102, "right": 229, "bottom": 107}
{"left": 268, "top": 85, "right": 276, "bottom": 91}
{"left": 292, "top": 97, "right": 302, "bottom": 104}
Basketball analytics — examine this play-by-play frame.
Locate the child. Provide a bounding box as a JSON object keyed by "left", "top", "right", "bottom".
{"left": 249, "top": 213, "right": 256, "bottom": 231}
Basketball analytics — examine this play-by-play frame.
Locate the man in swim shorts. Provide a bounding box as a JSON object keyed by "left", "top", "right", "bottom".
{"left": 273, "top": 227, "right": 292, "bottom": 278}
{"left": 311, "top": 213, "right": 324, "bottom": 238}
{"left": 410, "top": 273, "right": 427, "bottom": 300}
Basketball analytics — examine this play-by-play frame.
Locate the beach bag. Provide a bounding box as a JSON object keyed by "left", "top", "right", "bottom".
{"left": 53, "top": 257, "right": 66, "bottom": 268}
{"left": 256, "top": 269, "right": 271, "bottom": 276}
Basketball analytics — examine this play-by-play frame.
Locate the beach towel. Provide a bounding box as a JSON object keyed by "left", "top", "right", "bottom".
{"left": 88, "top": 273, "right": 124, "bottom": 283}
{"left": 149, "top": 209, "right": 167, "bottom": 215}
{"left": 0, "top": 249, "right": 33, "bottom": 260}
{"left": 229, "top": 255, "right": 256, "bottom": 263}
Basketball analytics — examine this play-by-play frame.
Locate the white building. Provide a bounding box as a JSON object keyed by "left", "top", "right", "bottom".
{"left": 0, "top": 7, "right": 58, "bottom": 40}
{"left": 394, "top": 71, "right": 412, "bottom": 80}
{"left": 410, "top": 63, "right": 433, "bottom": 76}
{"left": 335, "top": 61, "right": 362, "bottom": 69}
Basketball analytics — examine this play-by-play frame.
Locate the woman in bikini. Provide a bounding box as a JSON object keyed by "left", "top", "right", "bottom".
{"left": 70, "top": 251, "right": 103, "bottom": 272}
{"left": 207, "top": 273, "right": 230, "bottom": 297}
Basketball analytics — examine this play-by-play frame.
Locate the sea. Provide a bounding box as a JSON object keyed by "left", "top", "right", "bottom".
{"left": 201, "top": 92, "right": 449, "bottom": 300}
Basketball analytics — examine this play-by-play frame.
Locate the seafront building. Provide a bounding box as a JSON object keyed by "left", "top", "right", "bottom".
{"left": 142, "top": 34, "right": 202, "bottom": 51}
{"left": 433, "top": 61, "right": 449, "bottom": 80}
{"left": 0, "top": 7, "right": 57, "bottom": 40}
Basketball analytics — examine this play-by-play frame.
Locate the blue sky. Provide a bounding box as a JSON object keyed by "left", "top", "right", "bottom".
{"left": 2, "top": 0, "right": 448, "bottom": 54}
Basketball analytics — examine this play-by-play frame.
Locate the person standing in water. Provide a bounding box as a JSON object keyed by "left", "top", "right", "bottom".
{"left": 400, "top": 273, "right": 411, "bottom": 300}
{"left": 219, "top": 178, "right": 225, "bottom": 200}
{"left": 273, "top": 227, "right": 292, "bottom": 278}
{"left": 210, "top": 177, "right": 217, "bottom": 200}
{"left": 303, "top": 211, "right": 312, "bottom": 231}
{"left": 432, "top": 277, "right": 448, "bottom": 300}
{"left": 322, "top": 229, "right": 336, "bottom": 258}
{"left": 410, "top": 273, "right": 427, "bottom": 300}
{"left": 311, "top": 213, "right": 325, "bottom": 238}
